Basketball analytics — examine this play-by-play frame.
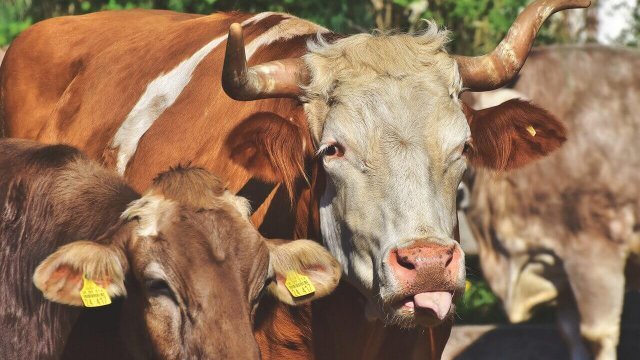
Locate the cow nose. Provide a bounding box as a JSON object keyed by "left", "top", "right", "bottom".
{"left": 396, "top": 243, "right": 454, "bottom": 270}
{"left": 388, "top": 240, "right": 461, "bottom": 286}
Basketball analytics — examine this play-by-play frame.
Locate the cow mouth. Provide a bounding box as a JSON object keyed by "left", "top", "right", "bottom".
{"left": 392, "top": 291, "right": 454, "bottom": 326}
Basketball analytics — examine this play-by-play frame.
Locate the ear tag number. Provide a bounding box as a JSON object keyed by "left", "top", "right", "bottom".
{"left": 526, "top": 125, "right": 537, "bottom": 137}
{"left": 80, "top": 274, "right": 112, "bottom": 307}
{"left": 285, "top": 271, "right": 316, "bottom": 298}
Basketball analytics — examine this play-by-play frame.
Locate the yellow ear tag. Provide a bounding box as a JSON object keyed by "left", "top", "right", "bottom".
{"left": 80, "top": 274, "right": 112, "bottom": 307}
{"left": 284, "top": 271, "right": 316, "bottom": 298}
{"left": 526, "top": 125, "right": 537, "bottom": 137}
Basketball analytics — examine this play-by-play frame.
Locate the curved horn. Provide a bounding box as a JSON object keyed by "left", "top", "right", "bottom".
{"left": 455, "top": 0, "right": 590, "bottom": 91}
{"left": 222, "top": 23, "right": 309, "bottom": 101}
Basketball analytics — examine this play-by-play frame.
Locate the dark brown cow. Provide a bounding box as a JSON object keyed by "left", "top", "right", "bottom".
{"left": 0, "top": 1, "right": 587, "bottom": 358}
{"left": 0, "top": 138, "right": 340, "bottom": 359}
{"left": 462, "top": 45, "right": 640, "bottom": 360}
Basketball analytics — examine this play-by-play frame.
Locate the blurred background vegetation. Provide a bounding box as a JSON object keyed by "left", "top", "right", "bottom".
{"left": 0, "top": 0, "right": 636, "bottom": 324}
{"left": 2, "top": 0, "right": 638, "bottom": 54}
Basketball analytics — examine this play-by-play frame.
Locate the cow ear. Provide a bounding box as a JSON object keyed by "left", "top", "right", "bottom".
{"left": 33, "top": 241, "right": 128, "bottom": 306}
{"left": 465, "top": 99, "right": 566, "bottom": 170}
{"left": 266, "top": 239, "right": 341, "bottom": 305}
{"left": 225, "top": 112, "right": 305, "bottom": 197}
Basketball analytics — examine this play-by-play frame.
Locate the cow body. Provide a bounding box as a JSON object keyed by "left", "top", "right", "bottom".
{"left": 464, "top": 45, "right": 640, "bottom": 360}
{"left": 1, "top": 6, "right": 578, "bottom": 358}
{"left": 0, "top": 138, "right": 339, "bottom": 359}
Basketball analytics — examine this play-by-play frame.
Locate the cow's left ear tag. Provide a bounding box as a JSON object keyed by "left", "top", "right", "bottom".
{"left": 80, "top": 274, "right": 112, "bottom": 307}
{"left": 284, "top": 271, "right": 315, "bottom": 298}
{"left": 526, "top": 125, "right": 537, "bottom": 137}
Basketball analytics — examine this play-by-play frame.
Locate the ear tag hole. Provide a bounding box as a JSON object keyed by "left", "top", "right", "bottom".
{"left": 80, "top": 274, "right": 112, "bottom": 307}
{"left": 284, "top": 271, "right": 315, "bottom": 298}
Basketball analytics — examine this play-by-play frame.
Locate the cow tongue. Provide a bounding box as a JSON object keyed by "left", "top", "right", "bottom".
{"left": 413, "top": 292, "right": 452, "bottom": 320}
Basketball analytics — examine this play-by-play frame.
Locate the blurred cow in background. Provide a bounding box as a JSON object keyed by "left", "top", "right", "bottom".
{"left": 462, "top": 45, "right": 640, "bottom": 360}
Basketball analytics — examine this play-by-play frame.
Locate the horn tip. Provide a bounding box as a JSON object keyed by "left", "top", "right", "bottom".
{"left": 229, "top": 23, "right": 243, "bottom": 35}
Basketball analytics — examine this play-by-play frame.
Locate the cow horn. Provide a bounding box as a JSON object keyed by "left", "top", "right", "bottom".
{"left": 454, "top": 0, "right": 590, "bottom": 91}
{"left": 222, "top": 23, "right": 309, "bottom": 101}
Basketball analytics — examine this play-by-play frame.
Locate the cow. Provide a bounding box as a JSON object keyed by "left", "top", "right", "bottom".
{"left": 461, "top": 45, "right": 640, "bottom": 360}
{"left": 0, "top": 1, "right": 588, "bottom": 358}
{"left": 0, "top": 138, "right": 340, "bottom": 359}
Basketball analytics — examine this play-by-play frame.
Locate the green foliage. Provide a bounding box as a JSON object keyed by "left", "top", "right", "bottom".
{"left": 421, "top": 0, "right": 568, "bottom": 55}
{"left": 455, "top": 277, "right": 508, "bottom": 324}
{"left": 0, "top": 0, "right": 581, "bottom": 51}
{"left": 0, "top": 1, "right": 32, "bottom": 46}
{"left": 617, "top": 1, "right": 640, "bottom": 47}
{"left": 456, "top": 256, "right": 558, "bottom": 325}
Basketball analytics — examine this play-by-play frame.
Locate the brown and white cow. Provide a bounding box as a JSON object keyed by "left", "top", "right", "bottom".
{"left": 462, "top": 45, "right": 640, "bottom": 360}
{"left": 0, "top": 1, "right": 588, "bottom": 358}
{"left": 0, "top": 138, "right": 340, "bottom": 359}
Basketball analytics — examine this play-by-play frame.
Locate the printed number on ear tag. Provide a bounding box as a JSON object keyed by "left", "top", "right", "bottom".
{"left": 80, "top": 274, "right": 112, "bottom": 307}
{"left": 285, "top": 271, "right": 316, "bottom": 298}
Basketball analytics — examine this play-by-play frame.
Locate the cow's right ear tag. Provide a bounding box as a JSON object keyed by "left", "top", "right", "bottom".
{"left": 284, "top": 271, "right": 316, "bottom": 298}
{"left": 80, "top": 274, "right": 112, "bottom": 307}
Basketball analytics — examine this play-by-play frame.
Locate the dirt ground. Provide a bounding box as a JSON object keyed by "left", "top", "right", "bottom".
{"left": 443, "top": 324, "right": 640, "bottom": 360}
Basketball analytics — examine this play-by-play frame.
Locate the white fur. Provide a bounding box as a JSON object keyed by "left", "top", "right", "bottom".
{"left": 110, "top": 13, "right": 326, "bottom": 175}
{"left": 122, "top": 195, "right": 175, "bottom": 237}
{"left": 110, "top": 33, "right": 227, "bottom": 174}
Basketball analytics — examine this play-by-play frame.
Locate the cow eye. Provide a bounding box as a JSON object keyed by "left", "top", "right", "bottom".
{"left": 320, "top": 144, "right": 344, "bottom": 158}
{"left": 462, "top": 141, "right": 472, "bottom": 156}
{"left": 145, "top": 278, "right": 176, "bottom": 302}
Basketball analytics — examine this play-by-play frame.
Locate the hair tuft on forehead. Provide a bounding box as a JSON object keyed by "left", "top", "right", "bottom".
{"left": 150, "top": 166, "right": 226, "bottom": 209}
{"left": 122, "top": 195, "right": 175, "bottom": 237}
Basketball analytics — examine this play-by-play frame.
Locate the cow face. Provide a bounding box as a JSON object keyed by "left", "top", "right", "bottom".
{"left": 33, "top": 168, "right": 340, "bottom": 359}
{"left": 299, "top": 32, "right": 567, "bottom": 327}
{"left": 302, "top": 33, "right": 468, "bottom": 328}
{"left": 464, "top": 168, "right": 568, "bottom": 323}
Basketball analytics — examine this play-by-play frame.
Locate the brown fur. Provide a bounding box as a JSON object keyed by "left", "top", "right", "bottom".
{"left": 463, "top": 99, "right": 567, "bottom": 171}
{"left": 0, "top": 138, "right": 339, "bottom": 359}
{"left": 1, "top": 10, "right": 568, "bottom": 359}
{"left": 465, "top": 45, "right": 640, "bottom": 360}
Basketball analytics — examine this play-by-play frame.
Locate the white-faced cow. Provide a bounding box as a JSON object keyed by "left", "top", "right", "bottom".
{"left": 462, "top": 45, "right": 640, "bottom": 360}
{"left": 0, "top": 138, "right": 340, "bottom": 359}
{"left": 0, "top": 1, "right": 588, "bottom": 358}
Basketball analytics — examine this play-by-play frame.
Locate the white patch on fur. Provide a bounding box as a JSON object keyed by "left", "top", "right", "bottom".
{"left": 222, "top": 190, "right": 252, "bottom": 218}
{"left": 245, "top": 17, "right": 329, "bottom": 59}
{"left": 122, "top": 195, "right": 175, "bottom": 237}
{"left": 109, "top": 13, "right": 278, "bottom": 174}
{"left": 110, "top": 32, "right": 227, "bottom": 174}
{"left": 110, "top": 13, "right": 326, "bottom": 175}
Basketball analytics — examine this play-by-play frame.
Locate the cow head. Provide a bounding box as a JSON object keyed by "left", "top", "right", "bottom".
{"left": 459, "top": 89, "right": 570, "bottom": 323}
{"left": 222, "top": 0, "right": 585, "bottom": 327}
{"left": 463, "top": 166, "right": 569, "bottom": 323}
{"left": 33, "top": 167, "right": 340, "bottom": 359}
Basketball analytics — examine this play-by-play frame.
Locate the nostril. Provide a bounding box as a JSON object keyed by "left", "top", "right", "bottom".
{"left": 444, "top": 245, "right": 455, "bottom": 268}
{"left": 397, "top": 254, "right": 415, "bottom": 270}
